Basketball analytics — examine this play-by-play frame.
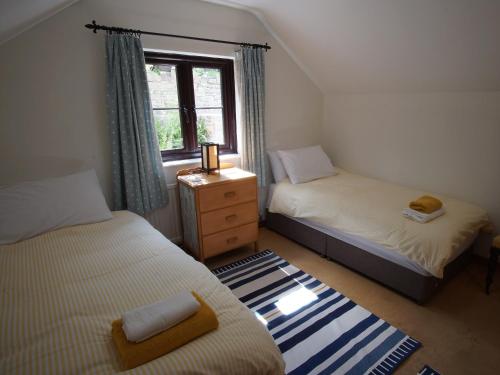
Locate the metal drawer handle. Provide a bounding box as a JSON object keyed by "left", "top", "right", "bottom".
{"left": 225, "top": 214, "right": 237, "bottom": 222}
{"left": 226, "top": 236, "right": 238, "bottom": 244}
{"left": 224, "top": 191, "right": 236, "bottom": 198}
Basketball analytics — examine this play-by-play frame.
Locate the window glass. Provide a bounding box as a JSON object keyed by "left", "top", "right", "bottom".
{"left": 146, "top": 64, "right": 183, "bottom": 151}
{"left": 153, "top": 110, "right": 183, "bottom": 150}
{"left": 196, "top": 108, "right": 224, "bottom": 144}
{"left": 144, "top": 53, "right": 237, "bottom": 161}
{"left": 193, "top": 67, "right": 224, "bottom": 146}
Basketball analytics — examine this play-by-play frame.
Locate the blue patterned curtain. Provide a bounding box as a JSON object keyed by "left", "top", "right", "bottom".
{"left": 236, "top": 47, "right": 268, "bottom": 219}
{"left": 105, "top": 34, "right": 168, "bottom": 215}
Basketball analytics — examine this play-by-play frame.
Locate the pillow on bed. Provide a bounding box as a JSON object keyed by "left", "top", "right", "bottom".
{"left": 277, "top": 145, "right": 336, "bottom": 184}
{"left": 267, "top": 151, "right": 288, "bottom": 182}
{"left": 0, "top": 169, "right": 112, "bottom": 245}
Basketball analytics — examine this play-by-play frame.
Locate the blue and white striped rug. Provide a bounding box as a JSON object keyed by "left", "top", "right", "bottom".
{"left": 213, "top": 250, "right": 421, "bottom": 374}
{"left": 418, "top": 365, "right": 440, "bottom": 375}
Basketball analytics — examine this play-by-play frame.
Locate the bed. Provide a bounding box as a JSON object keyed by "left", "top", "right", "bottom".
{"left": 267, "top": 169, "right": 490, "bottom": 303}
{"left": 0, "top": 211, "right": 284, "bottom": 374}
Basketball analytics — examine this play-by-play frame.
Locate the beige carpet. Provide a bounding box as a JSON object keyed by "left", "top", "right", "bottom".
{"left": 206, "top": 228, "right": 500, "bottom": 375}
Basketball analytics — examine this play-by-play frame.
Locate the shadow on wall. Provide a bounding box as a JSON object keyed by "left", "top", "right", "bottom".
{"left": 0, "top": 156, "right": 90, "bottom": 186}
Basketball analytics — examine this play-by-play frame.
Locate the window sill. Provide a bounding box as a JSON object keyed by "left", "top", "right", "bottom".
{"left": 162, "top": 153, "right": 240, "bottom": 168}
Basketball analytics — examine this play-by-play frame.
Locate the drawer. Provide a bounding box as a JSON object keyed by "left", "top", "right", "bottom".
{"left": 201, "top": 201, "right": 258, "bottom": 235}
{"left": 203, "top": 222, "right": 258, "bottom": 258}
{"left": 198, "top": 179, "right": 257, "bottom": 212}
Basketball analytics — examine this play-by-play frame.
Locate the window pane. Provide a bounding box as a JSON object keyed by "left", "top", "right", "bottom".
{"left": 146, "top": 64, "right": 179, "bottom": 108}
{"left": 153, "top": 110, "right": 184, "bottom": 150}
{"left": 196, "top": 108, "right": 224, "bottom": 145}
{"left": 193, "top": 67, "right": 222, "bottom": 108}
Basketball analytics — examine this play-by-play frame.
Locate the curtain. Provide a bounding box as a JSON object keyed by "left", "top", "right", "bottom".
{"left": 236, "top": 46, "right": 268, "bottom": 219}
{"left": 105, "top": 33, "right": 168, "bottom": 215}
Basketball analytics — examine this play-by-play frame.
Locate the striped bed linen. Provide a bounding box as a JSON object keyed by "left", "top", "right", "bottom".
{"left": 214, "top": 250, "right": 421, "bottom": 374}
{"left": 0, "top": 211, "right": 284, "bottom": 374}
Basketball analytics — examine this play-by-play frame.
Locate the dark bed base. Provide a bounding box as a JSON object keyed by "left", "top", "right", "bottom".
{"left": 266, "top": 212, "right": 474, "bottom": 304}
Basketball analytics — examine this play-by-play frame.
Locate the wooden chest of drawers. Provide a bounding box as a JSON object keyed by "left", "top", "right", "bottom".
{"left": 177, "top": 168, "right": 259, "bottom": 262}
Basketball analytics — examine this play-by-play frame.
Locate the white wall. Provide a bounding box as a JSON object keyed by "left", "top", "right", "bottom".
{"left": 0, "top": 0, "right": 322, "bottom": 194}
{"left": 322, "top": 92, "right": 500, "bottom": 228}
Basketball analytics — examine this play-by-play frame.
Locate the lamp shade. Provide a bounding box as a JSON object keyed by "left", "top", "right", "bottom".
{"left": 200, "top": 143, "right": 220, "bottom": 174}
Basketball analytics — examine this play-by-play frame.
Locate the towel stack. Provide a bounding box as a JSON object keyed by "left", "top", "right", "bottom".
{"left": 403, "top": 195, "right": 445, "bottom": 223}
{"left": 112, "top": 291, "right": 219, "bottom": 369}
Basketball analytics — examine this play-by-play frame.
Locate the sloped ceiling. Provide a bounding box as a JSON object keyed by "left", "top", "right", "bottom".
{"left": 0, "top": 0, "right": 77, "bottom": 45}
{"left": 205, "top": 0, "right": 500, "bottom": 94}
{"left": 3, "top": 0, "right": 500, "bottom": 94}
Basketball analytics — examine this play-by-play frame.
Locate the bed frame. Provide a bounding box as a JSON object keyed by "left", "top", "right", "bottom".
{"left": 266, "top": 212, "right": 474, "bottom": 304}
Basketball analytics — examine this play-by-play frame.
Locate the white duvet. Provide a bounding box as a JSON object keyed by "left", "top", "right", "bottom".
{"left": 269, "top": 170, "right": 489, "bottom": 278}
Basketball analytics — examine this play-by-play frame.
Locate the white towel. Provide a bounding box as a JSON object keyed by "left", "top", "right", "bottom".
{"left": 402, "top": 207, "right": 445, "bottom": 223}
{"left": 122, "top": 291, "right": 201, "bottom": 343}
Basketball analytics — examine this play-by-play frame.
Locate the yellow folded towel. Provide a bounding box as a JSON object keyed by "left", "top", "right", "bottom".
{"left": 111, "top": 292, "right": 218, "bottom": 370}
{"left": 409, "top": 195, "right": 443, "bottom": 214}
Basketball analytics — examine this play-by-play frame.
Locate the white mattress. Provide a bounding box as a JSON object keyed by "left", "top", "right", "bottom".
{"left": 270, "top": 182, "right": 430, "bottom": 275}
{"left": 290, "top": 214, "right": 479, "bottom": 276}
{"left": 268, "top": 170, "right": 489, "bottom": 278}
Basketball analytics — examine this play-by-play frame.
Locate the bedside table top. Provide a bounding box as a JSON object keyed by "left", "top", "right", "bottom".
{"left": 177, "top": 167, "right": 256, "bottom": 189}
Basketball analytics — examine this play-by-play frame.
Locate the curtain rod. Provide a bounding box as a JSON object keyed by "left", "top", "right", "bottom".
{"left": 85, "top": 20, "right": 271, "bottom": 50}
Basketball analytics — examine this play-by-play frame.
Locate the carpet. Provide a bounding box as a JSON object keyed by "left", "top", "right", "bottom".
{"left": 213, "top": 250, "right": 421, "bottom": 374}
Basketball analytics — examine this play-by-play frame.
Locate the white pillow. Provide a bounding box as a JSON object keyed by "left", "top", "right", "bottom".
{"left": 0, "top": 169, "right": 112, "bottom": 245}
{"left": 267, "top": 151, "right": 288, "bottom": 182}
{"left": 277, "top": 145, "right": 336, "bottom": 184}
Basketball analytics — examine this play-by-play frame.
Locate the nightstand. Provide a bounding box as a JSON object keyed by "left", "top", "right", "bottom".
{"left": 177, "top": 168, "right": 259, "bottom": 262}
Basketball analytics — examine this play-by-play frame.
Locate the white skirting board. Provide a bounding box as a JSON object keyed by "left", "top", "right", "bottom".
{"left": 144, "top": 184, "right": 182, "bottom": 244}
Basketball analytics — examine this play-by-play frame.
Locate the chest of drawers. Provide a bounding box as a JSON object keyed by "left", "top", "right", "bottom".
{"left": 177, "top": 168, "right": 259, "bottom": 262}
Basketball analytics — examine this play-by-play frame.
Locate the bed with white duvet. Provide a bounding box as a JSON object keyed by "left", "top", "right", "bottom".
{"left": 266, "top": 146, "right": 490, "bottom": 302}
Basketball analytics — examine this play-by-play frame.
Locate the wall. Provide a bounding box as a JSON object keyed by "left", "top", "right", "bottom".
{"left": 322, "top": 92, "right": 500, "bottom": 228}
{"left": 0, "top": 0, "right": 322, "bottom": 195}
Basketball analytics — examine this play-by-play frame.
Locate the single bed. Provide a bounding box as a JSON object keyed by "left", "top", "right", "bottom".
{"left": 0, "top": 211, "right": 284, "bottom": 374}
{"left": 267, "top": 169, "right": 490, "bottom": 303}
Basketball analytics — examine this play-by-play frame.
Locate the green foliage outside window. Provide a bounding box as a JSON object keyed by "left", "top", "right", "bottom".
{"left": 154, "top": 112, "right": 210, "bottom": 151}
{"left": 197, "top": 118, "right": 210, "bottom": 144}
{"left": 154, "top": 112, "right": 182, "bottom": 150}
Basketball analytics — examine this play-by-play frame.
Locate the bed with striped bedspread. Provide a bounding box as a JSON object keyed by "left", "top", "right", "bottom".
{"left": 0, "top": 211, "right": 284, "bottom": 374}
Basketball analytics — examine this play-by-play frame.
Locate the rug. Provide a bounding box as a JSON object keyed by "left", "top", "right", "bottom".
{"left": 213, "top": 250, "right": 421, "bottom": 375}
{"left": 417, "top": 365, "right": 441, "bottom": 375}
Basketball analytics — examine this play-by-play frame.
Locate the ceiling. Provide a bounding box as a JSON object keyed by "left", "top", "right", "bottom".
{"left": 205, "top": 0, "right": 500, "bottom": 94}
{"left": 2, "top": 0, "right": 500, "bottom": 94}
{"left": 0, "top": 0, "right": 77, "bottom": 45}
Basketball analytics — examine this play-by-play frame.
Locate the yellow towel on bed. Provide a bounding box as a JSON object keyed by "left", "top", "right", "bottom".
{"left": 111, "top": 292, "right": 219, "bottom": 370}
{"left": 409, "top": 195, "right": 443, "bottom": 214}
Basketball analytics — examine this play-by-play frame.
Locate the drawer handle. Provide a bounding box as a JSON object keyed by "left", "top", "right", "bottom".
{"left": 225, "top": 214, "right": 237, "bottom": 222}
{"left": 224, "top": 191, "right": 236, "bottom": 198}
{"left": 226, "top": 236, "right": 238, "bottom": 244}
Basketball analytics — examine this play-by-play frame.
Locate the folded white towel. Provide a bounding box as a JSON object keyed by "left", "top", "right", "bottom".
{"left": 122, "top": 291, "right": 201, "bottom": 343}
{"left": 402, "top": 207, "right": 445, "bottom": 223}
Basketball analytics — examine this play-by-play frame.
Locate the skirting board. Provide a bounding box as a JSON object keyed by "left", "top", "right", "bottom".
{"left": 266, "top": 212, "right": 474, "bottom": 304}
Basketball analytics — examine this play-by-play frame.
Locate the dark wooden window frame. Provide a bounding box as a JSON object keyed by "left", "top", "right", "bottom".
{"left": 144, "top": 52, "right": 237, "bottom": 161}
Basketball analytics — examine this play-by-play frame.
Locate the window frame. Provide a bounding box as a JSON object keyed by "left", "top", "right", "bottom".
{"left": 144, "top": 52, "right": 237, "bottom": 161}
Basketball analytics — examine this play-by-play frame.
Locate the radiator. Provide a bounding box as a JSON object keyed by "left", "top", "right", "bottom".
{"left": 144, "top": 183, "right": 182, "bottom": 244}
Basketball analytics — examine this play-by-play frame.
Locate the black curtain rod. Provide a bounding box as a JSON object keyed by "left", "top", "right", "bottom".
{"left": 85, "top": 20, "right": 271, "bottom": 50}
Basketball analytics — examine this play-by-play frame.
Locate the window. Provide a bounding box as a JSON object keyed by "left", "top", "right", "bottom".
{"left": 145, "top": 52, "right": 237, "bottom": 161}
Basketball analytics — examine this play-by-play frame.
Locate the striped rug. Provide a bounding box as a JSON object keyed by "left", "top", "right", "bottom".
{"left": 213, "top": 250, "right": 421, "bottom": 375}
{"left": 418, "top": 365, "right": 440, "bottom": 375}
